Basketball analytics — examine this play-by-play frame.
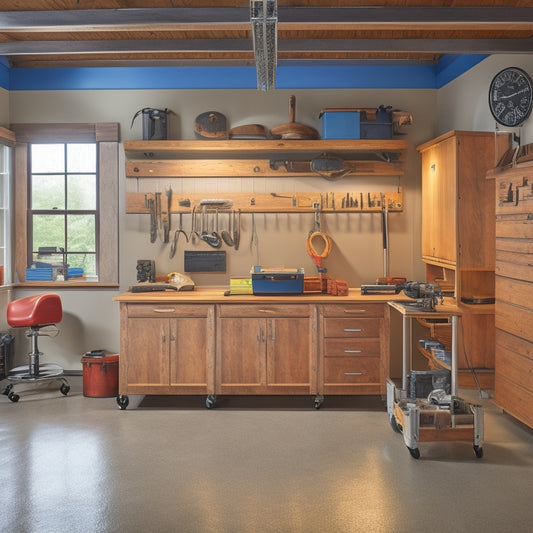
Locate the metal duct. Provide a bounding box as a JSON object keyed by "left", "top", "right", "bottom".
{"left": 250, "top": 0, "right": 277, "bottom": 91}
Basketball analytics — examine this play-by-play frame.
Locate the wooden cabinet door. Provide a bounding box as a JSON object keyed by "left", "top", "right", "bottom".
{"left": 218, "top": 317, "right": 264, "bottom": 392}
{"left": 126, "top": 317, "right": 169, "bottom": 387}
{"left": 421, "top": 137, "right": 457, "bottom": 265}
{"left": 266, "top": 317, "right": 310, "bottom": 389}
{"left": 169, "top": 317, "right": 210, "bottom": 391}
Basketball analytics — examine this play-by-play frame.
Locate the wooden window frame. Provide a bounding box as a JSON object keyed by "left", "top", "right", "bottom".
{"left": 11, "top": 123, "right": 119, "bottom": 287}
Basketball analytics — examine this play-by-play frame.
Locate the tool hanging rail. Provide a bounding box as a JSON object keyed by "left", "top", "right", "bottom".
{"left": 126, "top": 190, "right": 403, "bottom": 214}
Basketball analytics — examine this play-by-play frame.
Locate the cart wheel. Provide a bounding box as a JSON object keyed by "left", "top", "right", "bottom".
{"left": 314, "top": 395, "right": 324, "bottom": 410}
{"left": 408, "top": 446, "right": 420, "bottom": 459}
{"left": 117, "top": 395, "right": 129, "bottom": 410}
{"left": 60, "top": 383, "right": 70, "bottom": 396}
{"left": 473, "top": 445, "right": 483, "bottom": 458}
{"left": 205, "top": 395, "right": 217, "bottom": 409}
{"left": 2, "top": 384, "right": 13, "bottom": 396}
{"left": 389, "top": 415, "right": 401, "bottom": 433}
{"left": 8, "top": 391, "right": 20, "bottom": 403}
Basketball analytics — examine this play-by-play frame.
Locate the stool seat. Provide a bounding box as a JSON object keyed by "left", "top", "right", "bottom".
{"left": 7, "top": 294, "right": 62, "bottom": 328}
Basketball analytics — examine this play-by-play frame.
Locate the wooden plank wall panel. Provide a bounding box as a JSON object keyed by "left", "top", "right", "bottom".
{"left": 494, "top": 166, "right": 533, "bottom": 429}
{"left": 494, "top": 373, "right": 533, "bottom": 428}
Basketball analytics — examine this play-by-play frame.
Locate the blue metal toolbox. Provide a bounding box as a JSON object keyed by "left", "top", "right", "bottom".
{"left": 251, "top": 266, "right": 305, "bottom": 295}
{"left": 319, "top": 108, "right": 360, "bottom": 139}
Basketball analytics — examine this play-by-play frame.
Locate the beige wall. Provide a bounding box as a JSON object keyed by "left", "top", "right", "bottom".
{"left": 5, "top": 66, "right": 501, "bottom": 369}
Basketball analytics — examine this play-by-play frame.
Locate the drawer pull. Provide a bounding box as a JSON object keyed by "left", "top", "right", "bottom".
{"left": 343, "top": 328, "right": 362, "bottom": 332}
{"left": 344, "top": 349, "right": 362, "bottom": 353}
{"left": 153, "top": 308, "right": 176, "bottom": 313}
{"left": 344, "top": 309, "right": 367, "bottom": 314}
{"left": 259, "top": 309, "right": 275, "bottom": 313}
{"left": 344, "top": 372, "right": 363, "bottom": 376}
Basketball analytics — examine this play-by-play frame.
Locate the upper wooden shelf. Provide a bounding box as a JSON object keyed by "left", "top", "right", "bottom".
{"left": 123, "top": 139, "right": 408, "bottom": 159}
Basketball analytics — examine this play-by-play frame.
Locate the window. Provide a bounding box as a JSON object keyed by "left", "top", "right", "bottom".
{"left": 12, "top": 123, "right": 119, "bottom": 285}
{"left": 30, "top": 143, "right": 98, "bottom": 279}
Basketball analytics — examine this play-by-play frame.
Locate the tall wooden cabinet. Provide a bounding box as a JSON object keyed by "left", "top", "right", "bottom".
{"left": 417, "top": 131, "right": 510, "bottom": 388}
{"left": 492, "top": 164, "right": 533, "bottom": 428}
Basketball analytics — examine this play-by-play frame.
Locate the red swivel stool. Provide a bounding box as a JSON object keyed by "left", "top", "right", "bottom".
{"left": 3, "top": 294, "right": 70, "bottom": 402}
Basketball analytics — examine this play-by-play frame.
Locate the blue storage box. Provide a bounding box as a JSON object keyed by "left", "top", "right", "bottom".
{"left": 360, "top": 105, "right": 393, "bottom": 139}
{"left": 251, "top": 266, "right": 304, "bottom": 295}
{"left": 26, "top": 267, "right": 53, "bottom": 281}
{"left": 319, "top": 108, "right": 360, "bottom": 139}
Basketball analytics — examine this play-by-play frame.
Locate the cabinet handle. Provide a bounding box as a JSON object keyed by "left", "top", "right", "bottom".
{"left": 269, "top": 322, "right": 275, "bottom": 342}
{"left": 257, "top": 328, "right": 265, "bottom": 343}
{"left": 344, "top": 372, "right": 363, "bottom": 376}
{"left": 343, "top": 328, "right": 362, "bottom": 332}
{"left": 153, "top": 308, "right": 176, "bottom": 313}
{"left": 344, "top": 349, "right": 362, "bottom": 353}
{"left": 258, "top": 309, "right": 275, "bottom": 313}
{"left": 343, "top": 309, "right": 367, "bottom": 314}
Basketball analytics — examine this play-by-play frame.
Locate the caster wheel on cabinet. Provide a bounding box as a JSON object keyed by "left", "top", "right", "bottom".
{"left": 314, "top": 395, "right": 324, "bottom": 410}
{"left": 60, "top": 383, "right": 70, "bottom": 396}
{"left": 205, "top": 395, "right": 217, "bottom": 409}
{"left": 474, "top": 445, "right": 483, "bottom": 458}
{"left": 117, "top": 395, "right": 129, "bottom": 410}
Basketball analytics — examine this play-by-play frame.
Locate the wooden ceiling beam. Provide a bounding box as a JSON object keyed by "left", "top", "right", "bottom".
{"left": 1, "top": 38, "right": 531, "bottom": 56}
{"left": 1, "top": 7, "right": 532, "bottom": 32}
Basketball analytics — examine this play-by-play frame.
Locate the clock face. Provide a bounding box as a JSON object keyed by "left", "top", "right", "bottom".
{"left": 489, "top": 67, "right": 533, "bottom": 127}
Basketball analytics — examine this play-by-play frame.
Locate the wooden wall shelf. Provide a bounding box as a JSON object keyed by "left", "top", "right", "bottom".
{"left": 124, "top": 139, "right": 407, "bottom": 179}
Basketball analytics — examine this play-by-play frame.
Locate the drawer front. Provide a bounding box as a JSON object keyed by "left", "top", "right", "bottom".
{"left": 324, "top": 357, "right": 381, "bottom": 384}
{"left": 127, "top": 303, "right": 211, "bottom": 318}
{"left": 323, "top": 318, "right": 381, "bottom": 338}
{"left": 321, "top": 303, "right": 384, "bottom": 318}
{"left": 218, "top": 304, "right": 310, "bottom": 318}
{"left": 324, "top": 338, "right": 381, "bottom": 357}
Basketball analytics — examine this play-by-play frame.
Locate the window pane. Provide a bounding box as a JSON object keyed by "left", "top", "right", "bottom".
{"left": 31, "top": 144, "right": 65, "bottom": 173}
{"left": 31, "top": 174, "right": 65, "bottom": 210}
{"left": 67, "top": 174, "right": 96, "bottom": 210}
{"left": 67, "top": 144, "right": 96, "bottom": 173}
{"left": 32, "top": 215, "right": 65, "bottom": 251}
{"left": 67, "top": 253, "right": 96, "bottom": 277}
{"left": 67, "top": 214, "right": 95, "bottom": 251}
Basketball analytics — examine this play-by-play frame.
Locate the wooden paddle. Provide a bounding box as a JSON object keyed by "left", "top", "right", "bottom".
{"left": 270, "top": 95, "right": 319, "bottom": 140}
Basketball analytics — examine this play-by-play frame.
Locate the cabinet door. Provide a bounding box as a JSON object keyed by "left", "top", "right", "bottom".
{"left": 421, "top": 138, "right": 457, "bottom": 265}
{"left": 170, "top": 317, "right": 209, "bottom": 390}
{"left": 266, "top": 317, "right": 310, "bottom": 388}
{"left": 218, "top": 317, "right": 264, "bottom": 392}
{"left": 126, "top": 317, "right": 169, "bottom": 387}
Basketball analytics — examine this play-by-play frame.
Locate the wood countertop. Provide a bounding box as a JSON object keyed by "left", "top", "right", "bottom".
{"left": 113, "top": 287, "right": 413, "bottom": 304}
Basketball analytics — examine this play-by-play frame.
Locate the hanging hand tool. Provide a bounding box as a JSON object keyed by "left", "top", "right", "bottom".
{"left": 199, "top": 206, "right": 222, "bottom": 248}
{"left": 221, "top": 210, "right": 235, "bottom": 246}
{"left": 169, "top": 213, "right": 189, "bottom": 259}
{"left": 160, "top": 186, "right": 172, "bottom": 243}
{"left": 145, "top": 193, "right": 157, "bottom": 243}
{"left": 234, "top": 209, "right": 241, "bottom": 251}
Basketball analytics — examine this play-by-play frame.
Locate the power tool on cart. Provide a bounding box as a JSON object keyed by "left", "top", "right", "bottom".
{"left": 361, "top": 280, "right": 443, "bottom": 312}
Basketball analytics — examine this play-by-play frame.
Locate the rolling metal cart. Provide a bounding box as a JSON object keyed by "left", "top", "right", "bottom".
{"left": 386, "top": 300, "right": 483, "bottom": 459}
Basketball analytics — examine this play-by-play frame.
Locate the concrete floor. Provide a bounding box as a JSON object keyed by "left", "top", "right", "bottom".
{"left": 2, "top": 376, "right": 533, "bottom": 533}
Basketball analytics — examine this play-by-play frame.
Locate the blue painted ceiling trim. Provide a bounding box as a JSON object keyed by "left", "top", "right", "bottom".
{"left": 1, "top": 55, "right": 486, "bottom": 91}
{"left": 436, "top": 54, "right": 488, "bottom": 88}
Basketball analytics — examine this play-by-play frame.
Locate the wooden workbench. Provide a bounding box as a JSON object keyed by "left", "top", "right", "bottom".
{"left": 113, "top": 288, "right": 409, "bottom": 409}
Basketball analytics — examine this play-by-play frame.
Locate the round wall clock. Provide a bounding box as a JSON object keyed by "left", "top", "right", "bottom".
{"left": 489, "top": 67, "right": 533, "bottom": 127}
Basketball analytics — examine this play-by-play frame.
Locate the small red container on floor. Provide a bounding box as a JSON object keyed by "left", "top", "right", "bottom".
{"left": 81, "top": 352, "right": 119, "bottom": 397}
